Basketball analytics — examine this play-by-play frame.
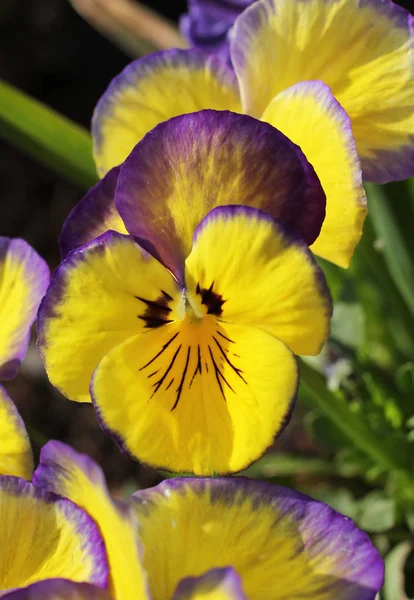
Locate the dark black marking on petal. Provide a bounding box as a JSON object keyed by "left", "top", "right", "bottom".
{"left": 136, "top": 290, "right": 173, "bottom": 328}
{"left": 147, "top": 370, "right": 159, "bottom": 378}
{"left": 213, "top": 336, "right": 247, "bottom": 384}
{"left": 139, "top": 332, "right": 179, "bottom": 371}
{"left": 196, "top": 282, "right": 226, "bottom": 316}
{"left": 165, "top": 378, "right": 174, "bottom": 391}
{"left": 217, "top": 330, "right": 235, "bottom": 344}
{"left": 190, "top": 344, "right": 202, "bottom": 388}
{"left": 151, "top": 345, "right": 182, "bottom": 398}
{"left": 208, "top": 345, "right": 234, "bottom": 400}
{"left": 171, "top": 347, "right": 191, "bottom": 411}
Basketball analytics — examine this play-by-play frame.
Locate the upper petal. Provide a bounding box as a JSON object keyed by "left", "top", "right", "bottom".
{"left": 173, "top": 568, "right": 247, "bottom": 600}
{"left": 116, "top": 110, "right": 325, "bottom": 283}
{"left": 0, "top": 385, "right": 33, "bottom": 480}
{"left": 60, "top": 166, "right": 127, "bottom": 260}
{"left": 0, "top": 476, "right": 108, "bottom": 591}
{"left": 0, "top": 237, "right": 49, "bottom": 380}
{"left": 32, "top": 441, "right": 149, "bottom": 600}
{"left": 92, "top": 48, "right": 241, "bottom": 176}
{"left": 231, "top": 0, "right": 414, "bottom": 182}
{"left": 132, "top": 477, "right": 384, "bottom": 599}
{"left": 262, "top": 81, "right": 367, "bottom": 268}
{"left": 37, "top": 231, "right": 182, "bottom": 403}
{"left": 185, "top": 206, "right": 332, "bottom": 356}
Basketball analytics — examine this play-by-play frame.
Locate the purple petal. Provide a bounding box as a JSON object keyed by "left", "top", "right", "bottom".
{"left": 3, "top": 580, "right": 111, "bottom": 600}
{"left": 116, "top": 109, "right": 325, "bottom": 283}
{"left": 60, "top": 166, "right": 127, "bottom": 259}
{"left": 173, "top": 567, "right": 246, "bottom": 599}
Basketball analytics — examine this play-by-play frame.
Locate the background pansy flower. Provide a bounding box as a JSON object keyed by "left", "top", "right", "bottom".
{"left": 0, "top": 475, "right": 108, "bottom": 596}
{"left": 0, "top": 237, "right": 49, "bottom": 380}
{"left": 39, "top": 111, "right": 331, "bottom": 475}
{"left": 33, "top": 441, "right": 384, "bottom": 600}
{"left": 180, "top": 0, "right": 255, "bottom": 64}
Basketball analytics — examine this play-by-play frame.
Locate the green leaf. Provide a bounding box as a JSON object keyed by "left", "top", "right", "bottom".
{"left": 365, "top": 183, "right": 414, "bottom": 318}
{"left": 240, "top": 453, "right": 335, "bottom": 479}
{"left": 357, "top": 490, "right": 396, "bottom": 533}
{"left": 0, "top": 80, "right": 97, "bottom": 189}
{"left": 383, "top": 542, "right": 413, "bottom": 600}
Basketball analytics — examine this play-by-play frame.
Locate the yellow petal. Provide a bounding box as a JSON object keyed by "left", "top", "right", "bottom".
{"left": 185, "top": 206, "right": 331, "bottom": 356}
{"left": 262, "top": 81, "right": 367, "bottom": 267}
{"left": 38, "top": 231, "right": 181, "bottom": 403}
{"left": 0, "top": 385, "right": 33, "bottom": 479}
{"left": 0, "top": 477, "right": 108, "bottom": 591}
{"left": 93, "top": 49, "right": 241, "bottom": 176}
{"left": 91, "top": 318, "right": 298, "bottom": 476}
{"left": 172, "top": 568, "right": 246, "bottom": 600}
{"left": 232, "top": 0, "right": 414, "bottom": 182}
{"left": 32, "top": 441, "right": 149, "bottom": 600}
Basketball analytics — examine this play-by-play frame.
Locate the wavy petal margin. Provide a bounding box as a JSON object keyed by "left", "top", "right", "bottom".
{"left": 173, "top": 567, "right": 247, "bottom": 600}
{"left": 132, "top": 477, "right": 384, "bottom": 600}
{"left": 0, "top": 237, "right": 49, "bottom": 380}
{"left": 4, "top": 580, "right": 112, "bottom": 600}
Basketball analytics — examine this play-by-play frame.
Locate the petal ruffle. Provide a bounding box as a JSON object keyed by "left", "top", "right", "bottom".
{"left": 33, "top": 441, "right": 149, "bottom": 600}
{"left": 185, "top": 206, "right": 332, "bottom": 356}
{"left": 173, "top": 568, "right": 246, "bottom": 600}
{"left": 37, "top": 231, "right": 181, "bottom": 403}
{"left": 0, "top": 385, "right": 33, "bottom": 479}
{"left": 262, "top": 80, "right": 367, "bottom": 268}
{"left": 0, "top": 237, "right": 49, "bottom": 380}
{"left": 92, "top": 49, "right": 241, "bottom": 176}
{"left": 132, "top": 478, "right": 383, "bottom": 600}
{"left": 231, "top": 0, "right": 414, "bottom": 182}
{"left": 91, "top": 320, "right": 298, "bottom": 475}
{"left": 116, "top": 110, "right": 326, "bottom": 282}
{"left": 60, "top": 166, "right": 127, "bottom": 260}
{"left": 0, "top": 476, "right": 108, "bottom": 591}
{"left": 4, "top": 580, "right": 111, "bottom": 600}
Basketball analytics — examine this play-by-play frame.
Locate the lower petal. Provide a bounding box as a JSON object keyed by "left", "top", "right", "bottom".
{"left": 132, "top": 478, "right": 383, "bottom": 600}
{"left": 0, "top": 477, "right": 108, "bottom": 591}
{"left": 0, "top": 386, "right": 33, "bottom": 479}
{"left": 262, "top": 81, "right": 367, "bottom": 268}
{"left": 91, "top": 320, "right": 298, "bottom": 475}
{"left": 4, "top": 580, "right": 112, "bottom": 600}
{"left": 0, "top": 238, "right": 49, "bottom": 380}
{"left": 32, "top": 441, "right": 149, "bottom": 600}
{"left": 173, "top": 568, "right": 246, "bottom": 600}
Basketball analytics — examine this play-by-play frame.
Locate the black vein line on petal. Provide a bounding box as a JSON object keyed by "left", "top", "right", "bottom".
{"left": 166, "top": 378, "right": 174, "bottom": 391}
{"left": 151, "top": 345, "right": 182, "bottom": 398}
{"left": 208, "top": 345, "right": 234, "bottom": 400}
{"left": 213, "top": 336, "right": 247, "bottom": 384}
{"left": 171, "top": 347, "right": 191, "bottom": 411}
{"left": 136, "top": 290, "right": 173, "bottom": 328}
{"left": 217, "top": 330, "right": 235, "bottom": 344}
{"left": 139, "top": 332, "right": 179, "bottom": 371}
{"left": 189, "top": 344, "right": 202, "bottom": 388}
{"left": 147, "top": 370, "right": 159, "bottom": 378}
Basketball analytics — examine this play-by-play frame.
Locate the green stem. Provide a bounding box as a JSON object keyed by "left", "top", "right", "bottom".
{"left": 299, "top": 359, "right": 410, "bottom": 476}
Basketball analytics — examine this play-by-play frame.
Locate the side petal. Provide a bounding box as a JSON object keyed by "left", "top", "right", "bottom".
{"left": 116, "top": 110, "right": 326, "bottom": 282}
{"left": 132, "top": 478, "right": 384, "bottom": 600}
{"left": 173, "top": 568, "right": 246, "bottom": 600}
{"left": 32, "top": 441, "right": 149, "bottom": 600}
{"left": 0, "top": 237, "right": 50, "bottom": 380}
{"left": 91, "top": 320, "right": 298, "bottom": 476}
{"left": 231, "top": 0, "right": 414, "bottom": 182}
{"left": 0, "top": 476, "right": 108, "bottom": 591}
{"left": 262, "top": 81, "right": 367, "bottom": 268}
{"left": 60, "top": 166, "right": 127, "bottom": 260}
{"left": 0, "top": 385, "right": 33, "bottom": 479}
{"left": 92, "top": 49, "right": 241, "bottom": 176}
{"left": 37, "top": 231, "right": 181, "bottom": 403}
{"left": 185, "top": 206, "right": 332, "bottom": 356}
{"left": 4, "top": 580, "right": 112, "bottom": 600}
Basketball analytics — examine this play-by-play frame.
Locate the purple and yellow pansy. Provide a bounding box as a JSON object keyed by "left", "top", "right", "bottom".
{"left": 28, "top": 440, "right": 384, "bottom": 600}
{"left": 38, "top": 110, "right": 332, "bottom": 475}
{"left": 69, "top": 0, "right": 413, "bottom": 270}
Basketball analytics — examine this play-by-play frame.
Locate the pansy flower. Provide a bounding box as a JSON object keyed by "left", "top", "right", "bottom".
{"left": 39, "top": 110, "right": 331, "bottom": 475}
{"left": 28, "top": 440, "right": 384, "bottom": 599}
{"left": 180, "top": 0, "right": 255, "bottom": 64}
{"left": 71, "top": 0, "right": 413, "bottom": 269}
